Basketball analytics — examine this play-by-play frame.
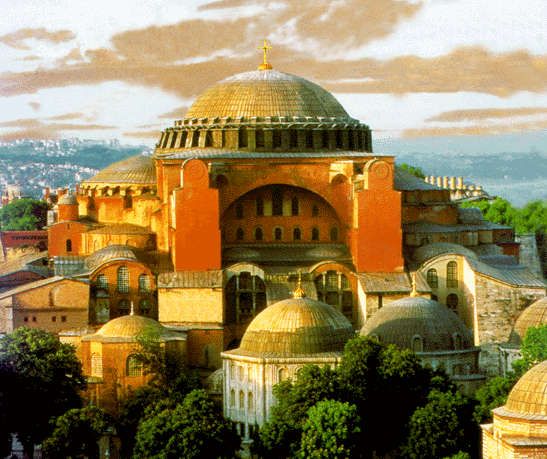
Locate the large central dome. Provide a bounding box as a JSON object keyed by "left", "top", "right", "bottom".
{"left": 185, "top": 69, "right": 350, "bottom": 120}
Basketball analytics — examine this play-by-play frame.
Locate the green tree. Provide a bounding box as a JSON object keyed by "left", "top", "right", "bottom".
{"left": 132, "top": 389, "right": 239, "bottom": 459}
{"left": 473, "top": 375, "right": 517, "bottom": 423}
{"left": 0, "top": 328, "right": 86, "bottom": 457}
{"left": 0, "top": 197, "right": 49, "bottom": 230}
{"left": 514, "top": 200, "right": 547, "bottom": 234}
{"left": 298, "top": 400, "right": 360, "bottom": 459}
{"left": 512, "top": 324, "right": 547, "bottom": 376}
{"left": 399, "top": 163, "right": 426, "bottom": 179}
{"left": 258, "top": 365, "right": 341, "bottom": 458}
{"left": 402, "top": 389, "right": 478, "bottom": 459}
{"left": 42, "top": 406, "right": 112, "bottom": 459}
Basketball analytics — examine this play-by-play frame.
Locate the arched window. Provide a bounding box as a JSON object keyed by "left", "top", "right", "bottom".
{"left": 66, "top": 239, "right": 72, "bottom": 252}
{"left": 239, "top": 127, "right": 248, "bottom": 148}
{"left": 411, "top": 335, "right": 423, "bottom": 353}
{"left": 278, "top": 368, "right": 288, "bottom": 382}
{"left": 453, "top": 333, "right": 463, "bottom": 350}
{"left": 139, "top": 274, "right": 150, "bottom": 293}
{"left": 426, "top": 269, "right": 438, "bottom": 288}
{"left": 91, "top": 353, "right": 102, "bottom": 378}
{"left": 204, "top": 130, "right": 213, "bottom": 147}
{"left": 255, "top": 227, "right": 263, "bottom": 241}
{"left": 256, "top": 197, "right": 264, "bottom": 216}
{"left": 446, "top": 293, "right": 459, "bottom": 313}
{"left": 272, "top": 187, "right": 283, "bottom": 216}
{"left": 322, "top": 130, "right": 329, "bottom": 148}
{"left": 305, "top": 130, "right": 313, "bottom": 148}
{"left": 139, "top": 299, "right": 152, "bottom": 316}
{"left": 236, "top": 228, "right": 244, "bottom": 241}
{"left": 293, "top": 228, "right": 301, "bottom": 241}
{"left": 124, "top": 193, "right": 133, "bottom": 209}
{"left": 315, "top": 271, "right": 353, "bottom": 320}
{"left": 248, "top": 392, "right": 253, "bottom": 411}
{"left": 330, "top": 227, "right": 339, "bottom": 242}
{"left": 126, "top": 355, "right": 143, "bottom": 377}
{"left": 311, "top": 227, "right": 320, "bottom": 241}
{"left": 235, "top": 203, "right": 244, "bottom": 219}
{"left": 118, "top": 299, "right": 130, "bottom": 315}
{"left": 273, "top": 129, "right": 282, "bottom": 148}
{"left": 239, "top": 390, "right": 245, "bottom": 410}
{"left": 96, "top": 274, "right": 108, "bottom": 290}
{"left": 225, "top": 272, "right": 266, "bottom": 324}
{"left": 291, "top": 197, "right": 299, "bottom": 216}
{"left": 230, "top": 389, "right": 235, "bottom": 408}
{"left": 274, "top": 227, "right": 283, "bottom": 241}
{"left": 117, "top": 266, "right": 129, "bottom": 293}
{"left": 289, "top": 129, "right": 298, "bottom": 148}
{"left": 255, "top": 129, "right": 265, "bottom": 148}
{"left": 312, "top": 205, "right": 319, "bottom": 217}
{"left": 447, "top": 261, "right": 458, "bottom": 288}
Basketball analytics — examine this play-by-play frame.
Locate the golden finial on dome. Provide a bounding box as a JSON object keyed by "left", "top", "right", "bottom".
{"left": 257, "top": 39, "right": 273, "bottom": 70}
{"left": 293, "top": 272, "right": 306, "bottom": 298}
{"left": 410, "top": 272, "right": 418, "bottom": 297}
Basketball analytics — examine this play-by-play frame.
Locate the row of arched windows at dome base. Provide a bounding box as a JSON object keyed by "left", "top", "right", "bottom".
{"left": 90, "top": 353, "right": 143, "bottom": 378}
{"left": 95, "top": 269, "right": 151, "bottom": 294}
{"left": 426, "top": 261, "right": 460, "bottom": 313}
{"left": 231, "top": 226, "right": 339, "bottom": 242}
{"left": 225, "top": 270, "right": 353, "bottom": 324}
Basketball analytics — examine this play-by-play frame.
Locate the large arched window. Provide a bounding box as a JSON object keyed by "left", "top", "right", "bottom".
{"left": 118, "top": 299, "right": 130, "bottom": 315}
{"left": 446, "top": 293, "right": 459, "bottom": 313}
{"left": 248, "top": 392, "right": 254, "bottom": 411}
{"left": 230, "top": 389, "right": 235, "bottom": 408}
{"left": 66, "top": 239, "right": 72, "bottom": 252}
{"left": 311, "top": 227, "right": 320, "bottom": 241}
{"left": 139, "top": 299, "right": 152, "bottom": 316}
{"left": 126, "top": 355, "right": 143, "bottom": 377}
{"left": 117, "top": 266, "right": 129, "bottom": 293}
{"left": 139, "top": 274, "right": 150, "bottom": 293}
{"left": 96, "top": 274, "right": 108, "bottom": 290}
{"left": 239, "top": 390, "right": 245, "bottom": 410}
{"left": 447, "top": 261, "right": 458, "bottom": 288}
{"left": 274, "top": 227, "right": 283, "bottom": 241}
{"left": 293, "top": 227, "right": 301, "bottom": 241}
{"left": 255, "top": 227, "right": 263, "bottom": 241}
{"left": 426, "top": 269, "right": 438, "bottom": 288}
{"left": 315, "top": 271, "right": 353, "bottom": 320}
{"left": 312, "top": 205, "right": 319, "bottom": 217}
{"left": 278, "top": 368, "right": 288, "bottom": 382}
{"left": 225, "top": 272, "right": 267, "bottom": 324}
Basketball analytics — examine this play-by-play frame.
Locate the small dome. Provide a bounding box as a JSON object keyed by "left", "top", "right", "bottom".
{"left": 58, "top": 193, "right": 77, "bottom": 205}
{"left": 504, "top": 360, "right": 547, "bottom": 416}
{"left": 86, "top": 244, "right": 137, "bottom": 271}
{"left": 511, "top": 297, "right": 547, "bottom": 344}
{"left": 83, "top": 154, "right": 155, "bottom": 185}
{"left": 413, "top": 242, "right": 477, "bottom": 265}
{"left": 185, "top": 69, "right": 351, "bottom": 121}
{"left": 360, "top": 296, "right": 473, "bottom": 352}
{"left": 238, "top": 296, "right": 354, "bottom": 357}
{"left": 83, "top": 314, "right": 179, "bottom": 343}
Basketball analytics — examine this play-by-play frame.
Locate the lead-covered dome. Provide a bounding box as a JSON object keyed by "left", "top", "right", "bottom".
{"left": 186, "top": 69, "right": 350, "bottom": 120}
{"left": 361, "top": 296, "right": 473, "bottom": 352}
{"left": 502, "top": 360, "right": 547, "bottom": 417}
{"left": 511, "top": 297, "right": 547, "bottom": 344}
{"left": 82, "top": 154, "right": 155, "bottom": 186}
{"left": 237, "top": 296, "right": 354, "bottom": 357}
{"left": 83, "top": 314, "right": 180, "bottom": 343}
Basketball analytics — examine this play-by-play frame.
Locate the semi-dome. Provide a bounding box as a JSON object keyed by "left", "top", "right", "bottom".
{"left": 82, "top": 154, "right": 155, "bottom": 186}
{"left": 186, "top": 69, "right": 351, "bottom": 121}
{"left": 413, "top": 242, "right": 478, "bottom": 265}
{"left": 510, "top": 297, "right": 547, "bottom": 344}
{"left": 85, "top": 244, "right": 137, "bottom": 271}
{"left": 360, "top": 296, "right": 473, "bottom": 352}
{"left": 237, "top": 295, "right": 354, "bottom": 357}
{"left": 502, "top": 360, "right": 547, "bottom": 417}
{"left": 83, "top": 314, "right": 180, "bottom": 343}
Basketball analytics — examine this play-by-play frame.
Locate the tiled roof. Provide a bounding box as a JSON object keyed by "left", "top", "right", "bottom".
{"left": 86, "top": 224, "right": 152, "bottom": 235}
{"left": 0, "top": 252, "right": 48, "bottom": 277}
{"left": 468, "top": 258, "right": 546, "bottom": 288}
{"left": 404, "top": 221, "right": 509, "bottom": 233}
{"left": 222, "top": 244, "right": 351, "bottom": 264}
{"left": 358, "top": 271, "right": 430, "bottom": 294}
{"left": 394, "top": 167, "right": 440, "bottom": 191}
{"left": 0, "top": 276, "right": 85, "bottom": 300}
{"left": 158, "top": 148, "right": 374, "bottom": 160}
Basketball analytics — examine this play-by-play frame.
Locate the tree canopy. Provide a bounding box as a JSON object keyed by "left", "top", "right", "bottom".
{"left": 42, "top": 406, "right": 112, "bottom": 459}
{"left": 399, "top": 163, "right": 426, "bottom": 179}
{"left": 0, "top": 328, "right": 86, "bottom": 457}
{"left": 132, "top": 389, "right": 239, "bottom": 459}
{"left": 0, "top": 197, "right": 49, "bottom": 230}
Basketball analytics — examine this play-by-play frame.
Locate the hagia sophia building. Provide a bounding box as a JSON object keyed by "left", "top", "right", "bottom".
{"left": 0, "top": 47, "right": 545, "bottom": 455}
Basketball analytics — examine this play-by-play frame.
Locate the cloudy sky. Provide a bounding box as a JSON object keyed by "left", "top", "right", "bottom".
{"left": 0, "top": 0, "right": 546, "bottom": 146}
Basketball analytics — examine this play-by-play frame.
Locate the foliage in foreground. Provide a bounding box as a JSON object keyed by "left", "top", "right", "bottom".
{"left": 0, "top": 328, "right": 86, "bottom": 457}
{"left": 0, "top": 197, "right": 49, "bottom": 230}
{"left": 132, "top": 389, "right": 239, "bottom": 459}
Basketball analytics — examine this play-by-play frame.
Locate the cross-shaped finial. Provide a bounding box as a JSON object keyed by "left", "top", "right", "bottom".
{"left": 410, "top": 272, "right": 418, "bottom": 297}
{"left": 257, "top": 39, "right": 272, "bottom": 70}
{"left": 293, "top": 271, "right": 306, "bottom": 298}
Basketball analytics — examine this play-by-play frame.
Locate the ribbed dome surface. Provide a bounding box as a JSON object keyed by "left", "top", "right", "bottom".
{"left": 511, "top": 297, "right": 547, "bottom": 344}
{"left": 239, "top": 297, "right": 354, "bottom": 356}
{"left": 185, "top": 69, "right": 350, "bottom": 120}
{"left": 504, "top": 360, "right": 547, "bottom": 416}
{"left": 84, "top": 314, "right": 178, "bottom": 343}
{"left": 360, "top": 296, "right": 473, "bottom": 352}
{"left": 58, "top": 193, "right": 77, "bottom": 205}
{"left": 83, "top": 155, "right": 155, "bottom": 185}
{"left": 86, "top": 244, "right": 137, "bottom": 270}
{"left": 413, "top": 242, "right": 478, "bottom": 264}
